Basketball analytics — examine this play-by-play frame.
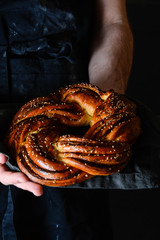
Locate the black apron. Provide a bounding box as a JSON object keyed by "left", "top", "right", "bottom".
{"left": 0, "top": 0, "right": 93, "bottom": 103}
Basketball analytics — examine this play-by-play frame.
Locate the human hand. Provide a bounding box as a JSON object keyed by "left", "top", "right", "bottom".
{"left": 0, "top": 153, "right": 43, "bottom": 196}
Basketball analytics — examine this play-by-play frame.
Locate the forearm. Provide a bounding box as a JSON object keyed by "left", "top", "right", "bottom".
{"left": 89, "top": 0, "right": 133, "bottom": 94}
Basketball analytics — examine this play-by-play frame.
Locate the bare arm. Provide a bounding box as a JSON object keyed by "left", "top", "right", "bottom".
{"left": 89, "top": 0, "right": 133, "bottom": 94}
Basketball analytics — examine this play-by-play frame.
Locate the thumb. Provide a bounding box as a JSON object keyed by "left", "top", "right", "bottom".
{"left": 0, "top": 153, "right": 8, "bottom": 164}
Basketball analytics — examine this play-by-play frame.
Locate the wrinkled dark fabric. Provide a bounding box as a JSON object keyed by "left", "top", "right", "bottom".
{"left": 0, "top": 0, "right": 93, "bottom": 103}
{"left": 9, "top": 187, "right": 112, "bottom": 240}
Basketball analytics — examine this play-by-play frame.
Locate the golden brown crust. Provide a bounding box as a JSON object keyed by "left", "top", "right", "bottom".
{"left": 5, "top": 83, "right": 141, "bottom": 186}
{"left": 55, "top": 135, "right": 131, "bottom": 175}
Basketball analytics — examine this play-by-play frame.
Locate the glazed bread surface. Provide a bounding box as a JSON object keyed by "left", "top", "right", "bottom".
{"left": 5, "top": 83, "right": 141, "bottom": 186}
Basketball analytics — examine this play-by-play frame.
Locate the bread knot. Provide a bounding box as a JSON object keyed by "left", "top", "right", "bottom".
{"left": 5, "top": 83, "right": 141, "bottom": 186}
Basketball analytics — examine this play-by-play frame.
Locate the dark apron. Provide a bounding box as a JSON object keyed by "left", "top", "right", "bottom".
{"left": 0, "top": 0, "right": 93, "bottom": 103}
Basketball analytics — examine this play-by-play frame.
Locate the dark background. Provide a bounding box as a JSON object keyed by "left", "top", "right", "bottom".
{"left": 109, "top": 1, "right": 160, "bottom": 239}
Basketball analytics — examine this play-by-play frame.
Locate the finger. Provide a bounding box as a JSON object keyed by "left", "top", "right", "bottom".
{"left": 0, "top": 164, "right": 29, "bottom": 185}
{"left": 0, "top": 158, "right": 43, "bottom": 196}
{"left": 14, "top": 181, "right": 43, "bottom": 196}
{"left": 0, "top": 153, "right": 8, "bottom": 164}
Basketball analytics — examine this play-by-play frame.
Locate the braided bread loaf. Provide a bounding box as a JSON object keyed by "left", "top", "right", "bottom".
{"left": 5, "top": 83, "right": 141, "bottom": 186}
